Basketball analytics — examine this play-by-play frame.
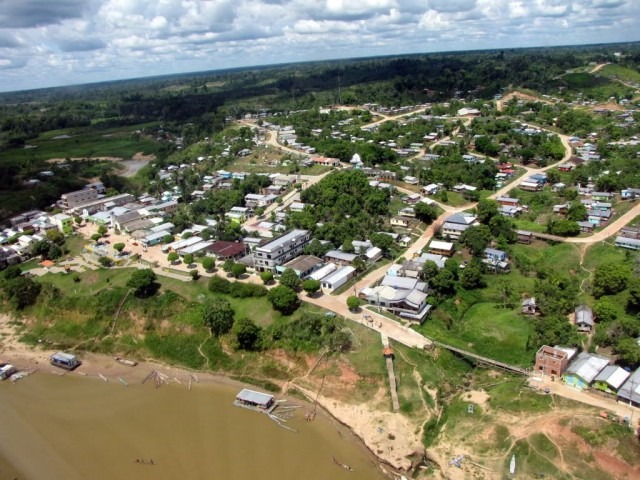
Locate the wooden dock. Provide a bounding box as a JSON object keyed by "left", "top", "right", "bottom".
{"left": 381, "top": 334, "right": 400, "bottom": 412}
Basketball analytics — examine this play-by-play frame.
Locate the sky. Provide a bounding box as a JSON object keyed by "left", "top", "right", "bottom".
{"left": 0, "top": 0, "right": 638, "bottom": 92}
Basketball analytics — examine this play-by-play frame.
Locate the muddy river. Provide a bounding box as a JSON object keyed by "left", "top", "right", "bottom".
{"left": 0, "top": 374, "right": 385, "bottom": 480}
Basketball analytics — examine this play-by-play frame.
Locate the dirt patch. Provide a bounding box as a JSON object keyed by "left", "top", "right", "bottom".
{"left": 132, "top": 152, "right": 156, "bottom": 161}
{"left": 593, "top": 450, "right": 640, "bottom": 478}
{"left": 337, "top": 361, "right": 361, "bottom": 385}
{"left": 462, "top": 390, "right": 490, "bottom": 407}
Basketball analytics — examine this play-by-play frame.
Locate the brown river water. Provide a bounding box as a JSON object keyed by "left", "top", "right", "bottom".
{"left": 0, "top": 374, "right": 386, "bottom": 480}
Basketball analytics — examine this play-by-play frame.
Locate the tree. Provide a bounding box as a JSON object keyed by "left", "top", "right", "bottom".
{"left": 496, "top": 278, "right": 514, "bottom": 309}
{"left": 97, "top": 225, "right": 108, "bottom": 236}
{"left": 352, "top": 256, "right": 367, "bottom": 273}
{"left": 476, "top": 199, "right": 499, "bottom": 224}
{"left": 231, "top": 263, "right": 246, "bottom": 278}
{"left": 460, "top": 224, "right": 491, "bottom": 256}
{"left": 592, "top": 264, "right": 630, "bottom": 298}
{"left": 593, "top": 299, "right": 618, "bottom": 323}
{"left": 167, "top": 252, "right": 179, "bottom": 264}
{"left": 370, "top": 232, "right": 393, "bottom": 253}
{"left": 414, "top": 202, "right": 437, "bottom": 223}
{"left": 260, "top": 271, "right": 274, "bottom": 284}
{"left": 304, "top": 239, "right": 331, "bottom": 257}
{"left": 163, "top": 234, "right": 175, "bottom": 244}
{"left": 279, "top": 268, "right": 301, "bottom": 290}
{"left": 233, "top": 318, "right": 262, "bottom": 351}
{"left": 567, "top": 202, "right": 587, "bottom": 222}
{"left": 183, "top": 253, "right": 194, "bottom": 266}
{"left": 346, "top": 296, "right": 361, "bottom": 311}
{"left": 267, "top": 285, "right": 300, "bottom": 314}
{"left": 2, "top": 265, "right": 22, "bottom": 280}
{"left": 627, "top": 278, "right": 640, "bottom": 312}
{"left": 113, "top": 243, "right": 125, "bottom": 254}
{"left": 614, "top": 338, "right": 640, "bottom": 368}
{"left": 203, "top": 297, "right": 235, "bottom": 336}
{"left": 431, "top": 269, "right": 456, "bottom": 295}
{"left": 460, "top": 259, "right": 485, "bottom": 289}
{"left": 5, "top": 276, "right": 41, "bottom": 309}
{"left": 201, "top": 257, "right": 215, "bottom": 272}
{"left": 98, "top": 256, "right": 113, "bottom": 267}
{"left": 488, "top": 215, "right": 516, "bottom": 243}
{"left": 341, "top": 239, "right": 355, "bottom": 253}
{"left": 46, "top": 229, "right": 65, "bottom": 245}
{"left": 91, "top": 233, "right": 102, "bottom": 243}
{"left": 126, "top": 269, "right": 158, "bottom": 298}
{"left": 74, "top": 216, "right": 83, "bottom": 225}
{"left": 302, "top": 279, "right": 321, "bottom": 296}
{"left": 420, "top": 260, "right": 440, "bottom": 281}
{"left": 222, "top": 259, "right": 234, "bottom": 273}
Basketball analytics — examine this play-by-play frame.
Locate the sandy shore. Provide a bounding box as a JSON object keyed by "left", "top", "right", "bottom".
{"left": 0, "top": 314, "right": 420, "bottom": 475}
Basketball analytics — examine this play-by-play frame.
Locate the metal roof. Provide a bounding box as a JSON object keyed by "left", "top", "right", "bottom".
{"left": 429, "top": 240, "right": 454, "bottom": 250}
{"left": 236, "top": 389, "right": 273, "bottom": 406}
{"left": 618, "top": 368, "right": 640, "bottom": 404}
{"left": 565, "top": 352, "right": 610, "bottom": 384}
{"left": 594, "top": 365, "right": 630, "bottom": 389}
{"left": 575, "top": 305, "right": 594, "bottom": 326}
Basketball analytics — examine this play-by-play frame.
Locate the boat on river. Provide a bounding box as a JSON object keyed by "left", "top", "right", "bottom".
{"left": 333, "top": 457, "right": 353, "bottom": 471}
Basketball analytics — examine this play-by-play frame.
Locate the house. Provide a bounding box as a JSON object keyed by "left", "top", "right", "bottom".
{"left": 52, "top": 213, "right": 73, "bottom": 236}
{"left": 521, "top": 297, "right": 538, "bottom": 315}
{"left": 517, "top": 230, "right": 533, "bottom": 244}
{"left": 404, "top": 193, "right": 422, "bottom": 205}
{"left": 253, "top": 229, "right": 310, "bottom": 272}
{"left": 553, "top": 203, "right": 569, "bottom": 214}
{"left": 562, "top": 352, "right": 610, "bottom": 390}
{"left": 364, "top": 247, "right": 382, "bottom": 262}
{"left": 591, "top": 192, "right": 614, "bottom": 201}
{"left": 404, "top": 176, "right": 419, "bottom": 185}
{"left": 422, "top": 184, "right": 439, "bottom": 195}
{"left": 398, "top": 207, "right": 416, "bottom": 218}
{"left": 428, "top": 240, "right": 454, "bottom": 257}
{"left": 557, "top": 163, "right": 575, "bottom": 172}
{"left": 205, "top": 241, "right": 247, "bottom": 261}
{"left": 441, "top": 213, "right": 478, "bottom": 240}
{"left": 320, "top": 266, "right": 356, "bottom": 291}
{"left": 575, "top": 305, "right": 594, "bottom": 332}
{"left": 499, "top": 205, "right": 521, "bottom": 217}
{"left": 245, "top": 194, "right": 277, "bottom": 208}
{"left": 615, "top": 236, "right": 640, "bottom": 250}
{"left": 617, "top": 368, "right": 640, "bottom": 408}
{"left": 275, "top": 255, "right": 323, "bottom": 277}
{"left": 142, "top": 230, "right": 171, "bottom": 247}
{"left": 520, "top": 181, "right": 543, "bottom": 192}
{"left": 529, "top": 173, "right": 548, "bottom": 185}
{"left": 482, "top": 248, "right": 508, "bottom": 265}
{"left": 324, "top": 250, "right": 358, "bottom": 266}
{"left": 621, "top": 188, "right": 640, "bottom": 199}
{"left": 496, "top": 196, "right": 520, "bottom": 207}
{"left": 534, "top": 346, "right": 571, "bottom": 378}
{"left": 359, "top": 284, "right": 431, "bottom": 323}
{"left": 308, "top": 262, "right": 338, "bottom": 281}
{"left": 390, "top": 216, "right": 413, "bottom": 228}
{"left": 593, "top": 366, "right": 630, "bottom": 395}
{"left": 452, "top": 184, "right": 477, "bottom": 193}
{"left": 619, "top": 226, "right": 640, "bottom": 239}
{"left": 457, "top": 107, "right": 481, "bottom": 117}
{"left": 311, "top": 156, "right": 341, "bottom": 167}
{"left": 60, "top": 188, "right": 99, "bottom": 209}
{"left": 577, "top": 221, "right": 594, "bottom": 233}
{"left": 587, "top": 209, "right": 611, "bottom": 225}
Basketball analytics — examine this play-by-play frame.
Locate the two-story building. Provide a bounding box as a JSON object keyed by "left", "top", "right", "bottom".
{"left": 253, "top": 229, "right": 310, "bottom": 272}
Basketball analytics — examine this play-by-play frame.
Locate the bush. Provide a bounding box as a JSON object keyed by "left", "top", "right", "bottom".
{"left": 208, "top": 276, "right": 267, "bottom": 298}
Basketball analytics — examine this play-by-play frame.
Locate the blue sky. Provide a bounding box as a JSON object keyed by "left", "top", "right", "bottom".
{"left": 0, "top": 0, "right": 637, "bottom": 92}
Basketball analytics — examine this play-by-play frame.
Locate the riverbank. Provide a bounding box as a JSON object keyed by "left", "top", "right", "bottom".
{"left": 0, "top": 314, "right": 420, "bottom": 476}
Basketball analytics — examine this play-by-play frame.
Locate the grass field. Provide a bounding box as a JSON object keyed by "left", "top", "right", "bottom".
{"left": 420, "top": 302, "right": 535, "bottom": 366}
{"left": 599, "top": 64, "right": 640, "bottom": 84}
{"left": 0, "top": 124, "right": 161, "bottom": 163}
{"left": 561, "top": 72, "right": 635, "bottom": 100}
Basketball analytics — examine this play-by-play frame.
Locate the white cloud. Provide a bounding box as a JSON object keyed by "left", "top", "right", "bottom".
{"left": 0, "top": 0, "right": 637, "bottom": 91}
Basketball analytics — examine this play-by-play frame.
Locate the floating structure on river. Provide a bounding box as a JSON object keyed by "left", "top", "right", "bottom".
{"left": 233, "top": 388, "right": 301, "bottom": 432}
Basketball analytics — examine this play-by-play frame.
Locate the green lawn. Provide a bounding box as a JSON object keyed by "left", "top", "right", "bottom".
{"left": 0, "top": 124, "right": 161, "bottom": 163}
{"left": 600, "top": 64, "right": 640, "bottom": 84}
{"left": 419, "top": 302, "right": 535, "bottom": 366}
